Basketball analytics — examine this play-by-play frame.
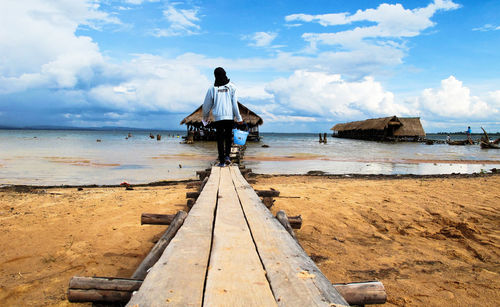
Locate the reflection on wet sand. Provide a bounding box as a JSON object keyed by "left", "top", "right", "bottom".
{"left": 45, "top": 157, "right": 120, "bottom": 167}
{"left": 245, "top": 154, "right": 500, "bottom": 165}
{"left": 151, "top": 153, "right": 213, "bottom": 161}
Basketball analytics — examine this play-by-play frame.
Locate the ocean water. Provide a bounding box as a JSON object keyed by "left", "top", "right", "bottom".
{"left": 0, "top": 129, "right": 499, "bottom": 185}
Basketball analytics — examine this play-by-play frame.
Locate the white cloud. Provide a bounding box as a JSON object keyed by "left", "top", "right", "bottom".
{"left": 245, "top": 32, "right": 278, "bottom": 47}
{"left": 417, "top": 76, "right": 497, "bottom": 119}
{"left": 153, "top": 4, "right": 201, "bottom": 37}
{"left": 286, "top": 13, "right": 349, "bottom": 26}
{"left": 472, "top": 24, "right": 500, "bottom": 32}
{"left": 89, "top": 54, "right": 210, "bottom": 112}
{"left": 124, "top": 0, "right": 159, "bottom": 4}
{"left": 265, "top": 70, "right": 407, "bottom": 120}
{"left": 0, "top": 0, "right": 118, "bottom": 93}
{"left": 287, "top": 1, "right": 460, "bottom": 58}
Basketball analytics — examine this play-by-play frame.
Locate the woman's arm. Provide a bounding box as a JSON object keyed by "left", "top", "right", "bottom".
{"left": 202, "top": 87, "right": 213, "bottom": 122}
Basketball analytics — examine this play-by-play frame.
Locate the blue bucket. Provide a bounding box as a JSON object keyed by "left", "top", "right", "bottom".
{"left": 233, "top": 129, "right": 249, "bottom": 145}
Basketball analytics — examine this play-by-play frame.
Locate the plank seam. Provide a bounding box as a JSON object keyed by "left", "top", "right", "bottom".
{"left": 230, "top": 166, "right": 278, "bottom": 301}
{"left": 201, "top": 167, "right": 221, "bottom": 307}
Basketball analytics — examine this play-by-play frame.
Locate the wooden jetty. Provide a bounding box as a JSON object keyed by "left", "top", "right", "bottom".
{"left": 68, "top": 155, "right": 386, "bottom": 306}
{"left": 126, "top": 166, "right": 348, "bottom": 306}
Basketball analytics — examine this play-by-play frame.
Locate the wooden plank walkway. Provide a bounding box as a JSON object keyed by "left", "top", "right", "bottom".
{"left": 127, "top": 166, "right": 349, "bottom": 307}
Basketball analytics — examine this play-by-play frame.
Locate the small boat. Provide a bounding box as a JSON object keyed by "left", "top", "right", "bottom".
{"left": 480, "top": 141, "right": 500, "bottom": 149}
{"left": 479, "top": 127, "right": 499, "bottom": 149}
{"left": 447, "top": 140, "right": 473, "bottom": 145}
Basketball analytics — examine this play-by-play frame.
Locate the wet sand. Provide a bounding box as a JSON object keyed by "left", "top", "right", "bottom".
{"left": 0, "top": 174, "right": 499, "bottom": 306}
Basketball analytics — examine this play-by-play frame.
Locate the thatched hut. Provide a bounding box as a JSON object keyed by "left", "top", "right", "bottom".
{"left": 331, "top": 116, "right": 425, "bottom": 141}
{"left": 180, "top": 102, "right": 263, "bottom": 141}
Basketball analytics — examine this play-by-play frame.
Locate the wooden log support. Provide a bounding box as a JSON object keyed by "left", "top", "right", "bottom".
{"left": 288, "top": 215, "right": 303, "bottom": 229}
{"left": 69, "top": 277, "right": 386, "bottom": 305}
{"left": 131, "top": 210, "right": 188, "bottom": 280}
{"left": 262, "top": 196, "right": 275, "bottom": 209}
{"left": 186, "top": 191, "right": 200, "bottom": 199}
{"left": 68, "top": 289, "right": 132, "bottom": 303}
{"left": 198, "top": 176, "right": 209, "bottom": 193}
{"left": 67, "top": 276, "right": 141, "bottom": 303}
{"left": 186, "top": 181, "right": 202, "bottom": 188}
{"left": 69, "top": 276, "right": 142, "bottom": 291}
{"left": 276, "top": 210, "right": 297, "bottom": 241}
{"left": 333, "top": 281, "right": 387, "bottom": 305}
{"left": 187, "top": 198, "right": 195, "bottom": 209}
{"left": 196, "top": 170, "right": 210, "bottom": 181}
{"left": 141, "top": 213, "right": 175, "bottom": 225}
{"left": 240, "top": 168, "right": 252, "bottom": 176}
{"left": 256, "top": 189, "right": 280, "bottom": 197}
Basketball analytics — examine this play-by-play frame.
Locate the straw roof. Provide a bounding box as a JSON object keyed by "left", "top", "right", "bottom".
{"left": 393, "top": 117, "right": 426, "bottom": 137}
{"left": 180, "top": 102, "right": 263, "bottom": 126}
{"left": 331, "top": 116, "right": 400, "bottom": 131}
{"left": 331, "top": 116, "right": 425, "bottom": 137}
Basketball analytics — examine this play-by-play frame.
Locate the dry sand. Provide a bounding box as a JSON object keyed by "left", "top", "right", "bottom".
{"left": 0, "top": 174, "right": 499, "bottom": 306}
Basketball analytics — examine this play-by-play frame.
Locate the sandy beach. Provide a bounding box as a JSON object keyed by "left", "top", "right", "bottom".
{"left": 0, "top": 174, "right": 499, "bottom": 306}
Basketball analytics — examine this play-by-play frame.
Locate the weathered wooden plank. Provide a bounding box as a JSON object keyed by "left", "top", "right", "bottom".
{"left": 229, "top": 166, "right": 349, "bottom": 306}
{"left": 126, "top": 167, "right": 221, "bottom": 307}
{"left": 204, "top": 167, "right": 277, "bottom": 307}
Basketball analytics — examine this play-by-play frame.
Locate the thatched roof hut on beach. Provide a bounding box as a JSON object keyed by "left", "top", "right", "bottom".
{"left": 180, "top": 102, "right": 263, "bottom": 141}
{"left": 331, "top": 116, "right": 425, "bottom": 141}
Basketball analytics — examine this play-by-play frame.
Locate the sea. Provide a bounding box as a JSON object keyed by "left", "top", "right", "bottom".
{"left": 0, "top": 129, "right": 499, "bottom": 186}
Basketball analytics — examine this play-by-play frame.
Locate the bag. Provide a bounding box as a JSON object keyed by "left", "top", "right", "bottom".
{"left": 233, "top": 123, "right": 249, "bottom": 145}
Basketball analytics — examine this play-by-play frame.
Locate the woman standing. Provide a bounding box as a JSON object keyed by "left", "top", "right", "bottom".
{"left": 202, "top": 67, "right": 243, "bottom": 166}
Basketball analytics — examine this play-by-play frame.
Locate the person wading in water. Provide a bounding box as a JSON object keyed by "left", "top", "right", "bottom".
{"left": 202, "top": 67, "right": 243, "bottom": 167}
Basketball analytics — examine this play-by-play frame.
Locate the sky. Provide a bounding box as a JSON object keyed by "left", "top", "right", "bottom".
{"left": 0, "top": 0, "right": 499, "bottom": 133}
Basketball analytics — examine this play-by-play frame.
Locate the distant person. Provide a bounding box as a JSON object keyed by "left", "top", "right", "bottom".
{"left": 446, "top": 134, "right": 451, "bottom": 143}
{"left": 466, "top": 126, "right": 472, "bottom": 143}
{"left": 202, "top": 67, "right": 243, "bottom": 167}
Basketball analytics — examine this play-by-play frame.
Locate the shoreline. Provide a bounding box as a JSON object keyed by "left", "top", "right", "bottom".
{"left": 0, "top": 171, "right": 499, "bottom": 190}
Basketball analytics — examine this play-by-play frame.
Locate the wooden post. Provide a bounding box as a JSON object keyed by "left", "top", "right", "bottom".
{"left": 319, "top": 133, "right": 323, "bottom": 143}
{"left": 187, "top": 198, "right": 195, "bottom": 209}
{"left": 333, "top": 281, "right": 387, "bottom": 305}
{"left": 262, "top": 196, "right": 274, "bottom": 209}
{"left": 288, "top": 215, "right": 302, "bottom": 229}
{"left": 186, "top": 181, "right": 202, "bottom": 188}
{"left": 141, "top": 213, "right": 175, "bottom": 225}
{"left": 323, "top": 133, "right": 327, "bottom": 144}
{"left": 276, "top": 210, "right": 297, "bottom": 241}
{"left": 131, "top": 210, "right": 188, "bottom": 280}
{"left": 196, "top": 170, "right": 210, "bottom": 181}
{"left": 186, "top": 191, "right": 200, "bottom": 199}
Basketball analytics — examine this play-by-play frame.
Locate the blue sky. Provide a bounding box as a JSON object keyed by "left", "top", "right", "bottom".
{"left": 0, "top": 0, "right": 499, "bottom": 132}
